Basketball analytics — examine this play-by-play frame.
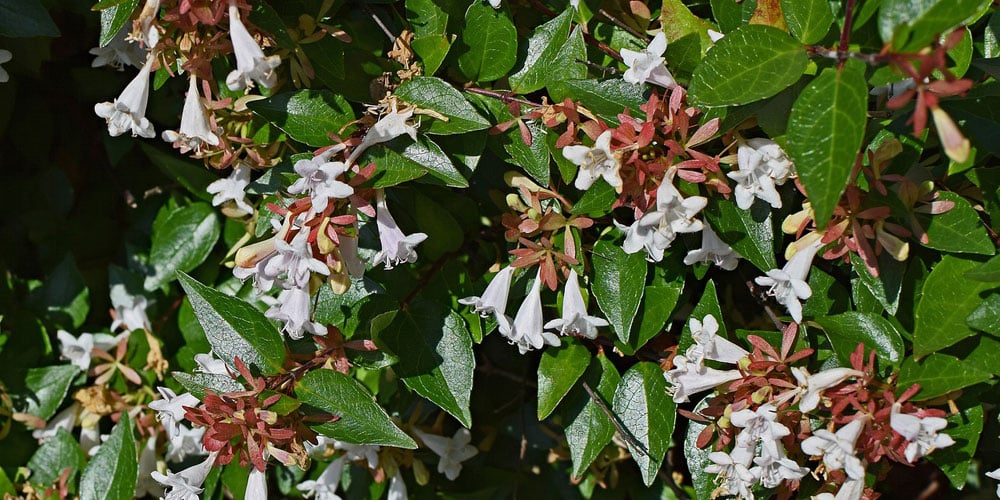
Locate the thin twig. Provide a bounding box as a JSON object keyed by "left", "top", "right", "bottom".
{"left": 465, "top": 87, "right": 541, "bottom": 108}
{"left": 598, "top": 9, "right": 647, "bottom": 41}
{"left": 581, "top": 382, "right": 649, "bottom": 457}
{"left": 837, "top": 0, "right": 856, "bottom": 68}
{"left": 576, "top": 59, "right": 620, "bottom": 76}
{"left": 400, "top": 251, "right": 455, "bottom": 309}
{"left": 364, "top": 4, "right": 396, "bottom": 43}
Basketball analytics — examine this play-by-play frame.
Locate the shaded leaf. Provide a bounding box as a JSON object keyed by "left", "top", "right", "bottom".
{"left": 537, "top": 338, "right": 590, "bottom": 420}
{"left": 591, "top": 240, "right": 647, "bottom": 344}
{"left": 612, "top": 362, "right": 675, "bottom": 486}
{"left": 248, "top": 90, "right": 356, "bottom": 148}
{"left": 914, "top": 255, "right": 994, "bottom": 356}
{"left": 79, "top": 413, "right": 136, "bottom": 500}
{"left": 144, "top": 203, "right": 221, "bottom": 290}
{"left": 814, "top": 312, "right": 905, "bottom": 365}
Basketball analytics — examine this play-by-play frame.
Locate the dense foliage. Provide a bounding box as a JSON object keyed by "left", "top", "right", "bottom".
{"left": 2, "top": 0, "right": 1000, "bottom": 498}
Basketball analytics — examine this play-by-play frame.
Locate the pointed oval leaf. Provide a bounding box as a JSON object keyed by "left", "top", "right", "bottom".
{"left": 145, "top": 203, "right": 221, "bottom": 290}
{"left": 689, "top": 24, "right": 808, "bottom": 106}
{"left": 395, "top": 77, "right": 491, "bottom": 135}
{"left": 612, "top": 362, "right": 675, "bottom": 486}
{"left": 27, "top": 429, "right": 85, "bottom": 487}
{"left": 173, "top": 372, "right": 244, "bottom": 400}
{"left": 79, "top": 413, "right": 136, "bottom": 500}
{"left": 564, "top": 354, "right": 620, "bottom": 478}
{"left": 813, "top": 312, "right": 905, "bottom": 365}
{"left": 456, "top": 2, "right": 517, "bottom": 82}
{"left": 897, "top": 353, "right": 992, "bottom": 400}
{"left": 592, "top": 240, "right": 648, "bottom": 344}
{"left": 537, "top": 338, "right": 590, "bottom": 420}
{"left": 920, "top": 191, "right": 995, "bottom": 256}
{"left": 296, "top": 370, "right": 417, "bottom": 449}
{"left": 914, "top": 255, "right": 994, "bottom": 356}
{"left": 96, "top": 0, "right": 134, "bottom": 45}
{"left": 22, "top": 365, "right": 80, "bottom": 421}
{"left": 509, "top": 8, "right": 573, "bottom": 94}
{"left": 787, "top": 61, "right": 869, "bottom": 227}
{"left": 177, "top": 272, "right": 286, "bottom": 375}
{"left": 781, "top": 0, "right": 834, "bottom": 44}
{"left": 248, "top": 90, "right": 357, "bottom": 147}
{"left": 879, "top": 0, "right": 989, "bottom": 51}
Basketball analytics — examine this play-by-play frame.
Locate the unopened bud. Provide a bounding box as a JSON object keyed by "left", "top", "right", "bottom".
{"left": 931, "top": 106, "right": 970, "bottom": 164}
{"left": 412, "top": 458, "right": 430, "bottom": 486}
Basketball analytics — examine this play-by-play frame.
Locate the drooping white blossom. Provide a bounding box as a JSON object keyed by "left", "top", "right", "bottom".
{"left": 297, "top": 457, "right": 345, "bottom": 500}
{"left": 0, "top": 49, "right": 11, "bottom": 83}
{"left": 246, "top": 467, "right": 268, "bottom": 500}
{"left": 263, "top": 229, "right": 331, "bottom": 290}
{"left": 730, "top": 403, "right": 790, "bottom": 459}
{"left": 459, "top": 266, "right": 515, "bottom": 335}
{"left": 110, "top": 284, "right": 151, "bottom": 332}
{"left": 683, "top": 224, "right": 740, "bottom": 270}
{"left": 166, "top": 424, "right": 207, "bottom": 463}
{"left": 388, "top": 471, "right": 408, "bottom": 500}
{"left": 729, "top": 138, "right": 795, "bottom": 210}
{"left": 162, "top": 76, "right": 220, "bottom": 153}
{"left": 133, "top": 0, "right": 162, "bottom": 47}
{"left": 620, "top": 177, "right": 707, "bottom": 262}
{"left": 346, "top": 103, "right": 419, "bottom": 166}
{"left": 890, "top": 405, "right": 955, "bottom": 463}
{"left": 664, "top": 354, "right": 743, "bottom": 404}
{"left": 57, "top": 330, "right": 123, "bottom": 371}
{"left": 32, "top": 403, "right": 78, "bottom": 443}
{"left": 704, "top": 448, "right": 756, "bottom": 500}
{"left": 754, "top": 241, "right": 822, "bottom": 323}
{"left": 509, "top": 270, "right": 561, "bottom": 354}
{"left": 488, "top": 0, "right": 501, "bottom": 8}
{"left": 791, "top": 366, "right": 864, "bottom": 413}
{"left": 372, "top": 190, "right": 428, "bottom": 270}
{"left": 687, "top": 314, "right": 747, "bottom": 365}
{"left": 136, "top": 435, "right": 165, "bottom": 498}
{"left": 149, "top": 387, "right": 199, "bottom": 440}
{"left": 151, "top": 451, "right": 218, "bottom": 500}
{"left": 264, "top": 286, "right": 326, "bottom": 340}
{"left": 226, "top": 1, "right": 281, "bottom": 91}
{"left": 563, "top": 130, "right": 622, "bottom": 192}
{"left": 801, "top": 418, "right": 867, "bottom": 480}
{"left": 334, "top": 441, "right": 380, "bottom": 469}
{"left": 207, "top": 163, "right": 254, "bottom": 216}
{"left": 750, "top": 444, "right": 808, "bottom": 489}
{"left": 544, "top": 269, "right": 608, "bottom": 339}
{"left": 90, "top": 27, "right": 145, "bottom": 70}
{"left": 94, "top": 54, "right": 156, "bottom": 138}
{"left": 413, "top": 428, "right": 478, "bottom": 481}
{"left": 985, "top": 468, "right": 1000, "bottom": 498}
{"left": 289, "top": 156, "right": 353, "bottom": 214}
{"left": 620, "top": 32, "right": 677, "bottom": 88}
{"left": 194, "top": 351, "right": 229, "bottom": 375}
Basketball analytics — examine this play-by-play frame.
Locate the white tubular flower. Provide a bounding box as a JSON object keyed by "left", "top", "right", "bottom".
{"left": 459, "top": 266, "right": 515, "bottom": 335}
{"left": 304, "top": 436, "right": 337, "bottom": 458}
{"left": 32, "top": 403, "right": 78, "bottom": 443}
{"left": 194, "top": 352, "right": 229, "bottom": 375}
{"left": 413, "top": 428, "right": 479, "bottom": 481}
{"left": 704, "top": 448, "right": 756, "bottom": 500}
{"left": 264, "top": 229, "right": 330, "bottom": 290}
{"left": 288, "top": 156, "right": 353, "bottom": 214}
{"left": 563, "top": 130, "right": 622, "bottom": 192}
{"left": 246, "top": 467, "right": 268, "bottom": 500}
{"left": 683, "top": 224, "right": 740, "bottom": 270}
{"left": 136, "top": 436, "right": 164, "bottom": 498}
{"left": 372, "top": 190, "right": 428, "bottom": 270}
{"left": 94, "top": 54, "right": 155, "bottom": 138}
{"left": 297, "top": 457, "right": 345, "bottom": 500}
{"left": 166, "top": 425, "right": 207, "bottom": 463}
{"left": 152, "top": 451, "right": 218, "bottom": 500}
{"left": 729, "top": 139, "right": 785, "bottom": 210}
{"left": 985, "top": 468, "right": 1000, "bottom": 498}
{"left": 162, "top": 76, "right": 220, "bottom": 154}
{"left": 226, "top": 1, "right": 281, "bottom": 91}
{"left": 265, "top": 286, "right": 326, "bottom": 340}
{"left": 110, "top": 285, "right": 151, "bottom": 332}
{"left": 688, "top": 314, "right": 747, "bottom": 365}
{"left": 334, "top": 441, "right": 380, "bottom": 469}
{"left": 510, "top": 271, "right": 561, "bottom": 354}
{"left": 134, "top": 0, "right": 161, "bottom": 47}
{"left": 57, "top": 330, "right": 121, "bottom": 371}
{"left": 754, "top": 241, "right": 821, "bottom": 323}
{"left": 90, "top": 27, "right": 145, "bottom": 70}
{"left": 801, "top": 418, "right": 867, "bottom": 480}
{"left": 750, "top": 444, "right": 808, "bottom": 489}
{"left": 207, "top": 163, "right": 254, "bottom": 216}
{"left": 664, "top": 355, "right": 743, "bottom": 404}
{"left": 388, "top": 471, "right": 408, "bottom": 500}
{"left": 620, "top": 178, "right": 707, "bottom": 262}
{"left": 149, "top": 387, "right": 199, "bottom": 441}
{"left": 488, "top": 0, "right": 501, "bottom": 8}
{"left": 620, "top": 32, "right": 677, "bottom": 88}
{"left": 730, "top": 403, "right": 790, "bottom": 460}
{"left": 345, "top": 103, "right": 418, "bottom": 166}
{"left": 0, "top": 49, "right": 11, "bottom": 83}
{"left": 791, "top": 366, "right": 863, "bottom": 413}
{"left": 890, "top": 405, "right": 955, "bottom": 463}
{"left": 707, "top": 29, "right": 725, "bottom": 43}
{"left": 544, "top": 269, "right": 608, "bottom": 339}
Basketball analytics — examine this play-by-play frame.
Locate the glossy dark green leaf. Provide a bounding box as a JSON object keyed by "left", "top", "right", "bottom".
{"left": 537, "top": 338, "right": 590, "bottom": 420}
{"left": 928, "top": 403, "right": 983, "bottom": 488}
{"left": 173, "top": 372, "right": 244, "bottom": 400}
{"left": 177, "top": 272, "right": 287, "bottom": 375}
{"left": 503, "top": 120, "right": 550, "bottom": 186}
{"left": 375, "top": 300, "right": 474, "bottom": 427}
{"left": 964, "top": 254, "right": 1000, "bottom": 282}
{"left": 564, "top": 354, "right": 620, "bottom": 478}
{"left": 781, "top": 0, "right": 834, "bottom": 44}
{"left": 571, "top": 181, "right": 616, "bottom": 216}
{"left": 704, "top": 197, "right": 776, "bottom": 271}
{"left": 366, "top": 135, "right": 468, "bottom": 188}
{"left": 248, "top": 90, "right": 356, "bottom": 147}
{"left": 509, "top": 9, "right": 573, "bottom": 94}
{"left": 144, "top": 203, "right": 221, "bottom": 290}
{"left": 967, "top": 293, "right": 1000, "bottom": 335}
{"left": 914, "top": 255, "right": 994, "bottom": 356}
{"left": 395, "top": 77, "right": 490, "bottom": 135}
{"left": 850, "top": 252, "right": 904, "bottom": 315}
{"left": 557, "top": 79, "right": 649, "bottom": 126}
{"left": 612, "top": 362, "right": 675, "bottom": 486}
{"left": 920, "top": 191, "right": 994, "bottom": 255}
{"left": 689, "top": 25, "right": 807, "bottom": 106}
{"left": 814, "top": 312, "right": 906, "bottom": 365}
{"left": 406, "top": 0, "right": 449, "bottom": 37}
{"left": 457, "top": 2, "right": 517, "bottom": 82}
{"left": 683, "top": 397, "right": 716, "bottom": 500}
{"left": 22, "top": 365, "right": 79, "bottom": 421}
{"left": 300, "top": 36, "right": 346, "bottom": 84}
{"left": 879, "top": 0, "right": 989, "bottom": 51}
{"left": 296, "top": 370, "right": 417, "bottom": 448}
{"left": 897, "top": 353, "right": 992, "bottom": 401}
{"left": 411, "top": 35, "right": 452, "bottom": 76}
{"left": 620, "top": 283, "right": 682, "bottom": 355}
{"left": 787, "top": 61, "right": 869, "bottom": 227}
{"left": 79, "top": 413, "right": 136, "bottom": 500}
{"left": 26, "top": 429, "right": 84, "bottom": 487}
{"left": 592, "top": 240, "right": 648, "bottom": 344}
{"left": 0, "top": 0, "right": 60, "bottom": 38}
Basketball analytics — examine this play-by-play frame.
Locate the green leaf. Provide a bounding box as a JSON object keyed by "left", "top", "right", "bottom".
{"left": 509, "top": 9, "right": 573, "bottom": 94}
{"left": 406, "top": 0, "right": 449, "bottom": 37}
{"left": 248, "top": 90, "right": 356, "bottom": 148}
{"left": 813, "top": 312, "right": 905, "bottom": 365}
{"left": 786, "top": 60, "right": 869, "bottom": 227}
{"left": 27, "top": 429, "right": 84, "bottom": 487}
{"left": 300, "top": 36, "right": 346, "bottom": 85}
{"left": 679, "top": 280, "right": 727, "bottom": 354}
{"left": 914, "top": 255, "right": 994, "bottom": 356}
{"left": 173, "top": 372, "right": 244, "bottom": 400}
{"left": 375, "top": 300, "right": 474, "bottom": 427}
{"left": 557, "top": 79, "right": 649, "bottom": 126}
{"left": 571, "top": 181, "right": 616, "bottom": 216}
{"left": 688, "top": 24, "right": 808, "bottom": 107}
{"left": 456, "top": 2, "right": 517, "bottom": 82}
{"left": 296, "top": 370, "right": 417, "bottom": 449}
{"left": 29, "top": 255, "right": 90, "bottom": 329}
{"left": 503, "top": 120, "right": 551, "bottom": 186}
{"left": 22, "top": 365, "right": 79, "bottom": 421}
{"left": 660, "top": 0, "right": 715, "bottom": 54}
{"left": 368, "top": 135, "right": 468, "bottom": 188}
{"left": 850, "top": 252, "right": 904, "bottom": 315}
{"left": 564, "top": 354, "right": 621, "bottom": 478}
{"left": 621, "top": 284, "right": 682, "bottom": 355}
{"left": 964, "top": 253, "right": 1000, "bottom": 282}
{"left": 411, "top": 35, "right": 452, "bottom": 76}
{"left": 177, "top": 272, "right": 287, "bottom": 375}
{"left": 545, "top": 27, "right": 588, "bottom": 96}
{"left": 878, "top": 0, "right": 989, "bottom": 51}
{"left": 683, "top": 397, "right": 716, "bottom": 500}
{"left": 537, "top": 338, "right": 590, "bottom": 420}
{"left": 780, "top": 0, "right": 834, "bottom": 44}
{"left": 592, "top": 240, "right": 648, "bottom": 344}
{"left": 920, "top": 191, "right": 995, "bottom": 255}
{"left": 0, "top": 0, "right": 60, "bottom": 38}
{"left": 97, "top": 0, "right": 137, "bottom": 46}
{"left": 141, "top": 144, "right": 217, "bottom": 202}
{"left": 704, "top": 197, "right": 777, "bottom": 271}
{"left": 967, "top": 293, "right": 1000, "bottom": 335}
{"left": 395, "top": 77, "right": 490, "bottom": 135}
{"left": 79, "top": 413, "right": 136, "bottom": 500}
{"left": 612, "top": 362, "right": 675, "bottom": 486}
{"left": 897, "top": 353, "right": 992, "bottom": 401}
{"left": 928, "top": 403, "right": 983, "bottom": 489}
{"left": 144, "top": 203, "right": 221, "bottom": 290}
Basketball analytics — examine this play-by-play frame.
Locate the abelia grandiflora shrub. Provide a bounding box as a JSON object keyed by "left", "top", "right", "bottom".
{"left": 4, "top": 0, "right": 1000, "bottom": 499}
